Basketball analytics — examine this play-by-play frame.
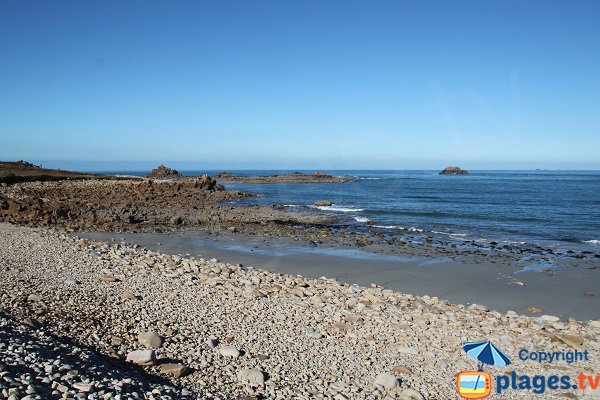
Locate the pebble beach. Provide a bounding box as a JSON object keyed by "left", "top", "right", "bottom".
{"left": 1, "top": 223, "right": 599, "bottom": 399}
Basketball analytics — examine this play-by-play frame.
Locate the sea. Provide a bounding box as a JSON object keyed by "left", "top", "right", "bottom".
{"left": 99, "top": 170, "right": 600, "bottom": 251}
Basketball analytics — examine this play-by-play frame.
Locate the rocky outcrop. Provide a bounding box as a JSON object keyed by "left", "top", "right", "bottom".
{"left": 439, "top": 166, "right": 468, "bottom": 175}
{"left": 188, "top": 174, "right": 221, "bottom": 191}
{"left": 146, "top": 164, "right": 180, "bottom": 178}
{"left": 216, "top": 172, "right": 351, "bottom": 184}
{"left": 0, "top": 160, "right": 99, "bottom": 185}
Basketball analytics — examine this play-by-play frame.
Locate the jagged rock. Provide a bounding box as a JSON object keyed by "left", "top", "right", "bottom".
{"left": 146, "top": 164, "right": 180, "bottom": 178}
{"left": 189, "top": 174, "right": 217, "bottom": 191}
{"left": 314, "top": 200, "right": 333, "bottom": 206}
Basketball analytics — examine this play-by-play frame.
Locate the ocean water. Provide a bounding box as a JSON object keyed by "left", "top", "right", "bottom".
{"left": 101, "top": 170, "right": 600, "bottom": 250}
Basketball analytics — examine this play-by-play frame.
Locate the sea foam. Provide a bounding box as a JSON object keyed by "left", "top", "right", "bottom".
{"left": 310, "top": 205, "right": 365, "bottom": 212}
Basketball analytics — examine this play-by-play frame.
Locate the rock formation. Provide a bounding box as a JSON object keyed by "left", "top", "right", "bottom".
{"left": 439, "top": 166, "right": 468, "bottom": 175}
{"left": 146, "top": 164, "right": 180, "bottom": 178}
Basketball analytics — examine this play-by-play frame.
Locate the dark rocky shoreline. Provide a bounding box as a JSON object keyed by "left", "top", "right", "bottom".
{"left": 215, "top": 171, "right": 352, "bottom": 183}
{"left": 1, "top": 172, "right": 598, "bottom": 266}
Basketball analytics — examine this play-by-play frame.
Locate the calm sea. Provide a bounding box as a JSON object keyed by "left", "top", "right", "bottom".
{"left": 99, "top": 170, "right": 600, "bottom": 250}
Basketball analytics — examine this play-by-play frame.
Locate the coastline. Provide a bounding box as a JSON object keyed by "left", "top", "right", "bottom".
{"left": 78, "top": 229, "right": 600, "bottom": 321}
{"left": 1, "top": 223, "right": 599, "bottom": 399}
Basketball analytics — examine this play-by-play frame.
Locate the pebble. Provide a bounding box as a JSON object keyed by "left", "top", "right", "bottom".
{"left": 159, "top": 363, "right": 191, "bottom": 378}
{"left": 125, "top": 350, "right": 156, "bottom": 366}
{"left": 373, "top": 372, "right": 400, "bottom": 390}
{"left": 137, "top": 332, "right": 163, "bottom": 348}
{"left": 236, "top": 368, "right": 265, "bottom": 386}
{"left": 0, "top": 223, "right": 598, "bottom": 399}
{"left": 218, "top": 345, "right": 241, "bottom": 358}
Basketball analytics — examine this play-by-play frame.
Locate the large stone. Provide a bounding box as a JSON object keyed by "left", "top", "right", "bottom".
{"left": 314, "top": 200, "right": 333, "bottom": 207}
{"left": 391, "top": 365, "right": 413, "bottom": 374}
{"left": 138, "top": 331, "right": 163, "bottom": 348}
{"left": 374, "top": 372, "right": 400, "bottom": 390}
{"left": 540, "top": 315, "right": 560, "bottom": 323}
{"left": 159, "top": 363, "right": 191, "bottom": 378}
{"left": 237, "top": 368, "right": 265, "bottom": 386}
{"left": 218, "top": 345, "right": 241, "bottom": 358}
{"left": 551, "top": 334, "right": 584, "bottom": 349}
{"left": 126, "top": 350, "right": 156, "bottom": 366}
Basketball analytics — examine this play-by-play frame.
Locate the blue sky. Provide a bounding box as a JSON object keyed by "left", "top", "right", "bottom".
{"left": 1, "top": 0, "right": 599, "bottom": 170}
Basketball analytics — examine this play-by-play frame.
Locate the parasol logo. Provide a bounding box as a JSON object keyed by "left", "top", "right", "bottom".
{"left": 456, "top": 341, "right": 511, "bottom": 399}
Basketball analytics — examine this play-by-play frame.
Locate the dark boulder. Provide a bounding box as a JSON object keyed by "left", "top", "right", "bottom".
{"left": 439, "top": 166, "right": 469, "bottom": 175}
{"left": 146, "top": 165, "right": 180, "bottom": 178}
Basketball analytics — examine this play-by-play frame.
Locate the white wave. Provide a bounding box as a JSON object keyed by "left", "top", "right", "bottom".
{"left": 283, "top": 204, "right": 301, "bottom": 207}
{"left": 582, "top": 239, "right": 600, "bottom": 244}
{"left": 356, "top": 177, "right": 382, "bottom": 180}
{"left": 353, "top": 216, "right": 369, "bottom": 223}
{"left": 407, "top": 227, "right": 424, "bottom": 232}
{"left": 310, "top": 205, "right": 365, "bottom": 212}
{"left": 373, "top": 225, "right": 398, "bottom": 229}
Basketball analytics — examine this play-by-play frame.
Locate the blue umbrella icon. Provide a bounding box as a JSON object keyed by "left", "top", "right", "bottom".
{"left": 464, "top": 341, "right": 511, "bottom": 370}
{"left": 463, "top": 341, "right": 511, "bottom": 392}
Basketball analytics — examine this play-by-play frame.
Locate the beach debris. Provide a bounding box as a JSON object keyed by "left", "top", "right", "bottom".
{"left": 527, "top": 306, "right": 542, "bottom": 314}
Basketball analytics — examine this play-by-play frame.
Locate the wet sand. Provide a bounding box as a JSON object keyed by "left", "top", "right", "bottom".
{"left": 78, "top": 230, "right": 600, "bottom": 320}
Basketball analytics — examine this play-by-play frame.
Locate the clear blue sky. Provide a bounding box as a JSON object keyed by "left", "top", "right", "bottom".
{"left": 1, "top": 0, "right": 599, "bottom": 170}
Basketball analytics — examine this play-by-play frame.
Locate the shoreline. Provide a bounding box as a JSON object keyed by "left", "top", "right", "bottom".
{"left": 78, "top": 229, "right": 600, "bottom": 321}
{"left": 1, "top": 222, "right": 599, "bottom": 399}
